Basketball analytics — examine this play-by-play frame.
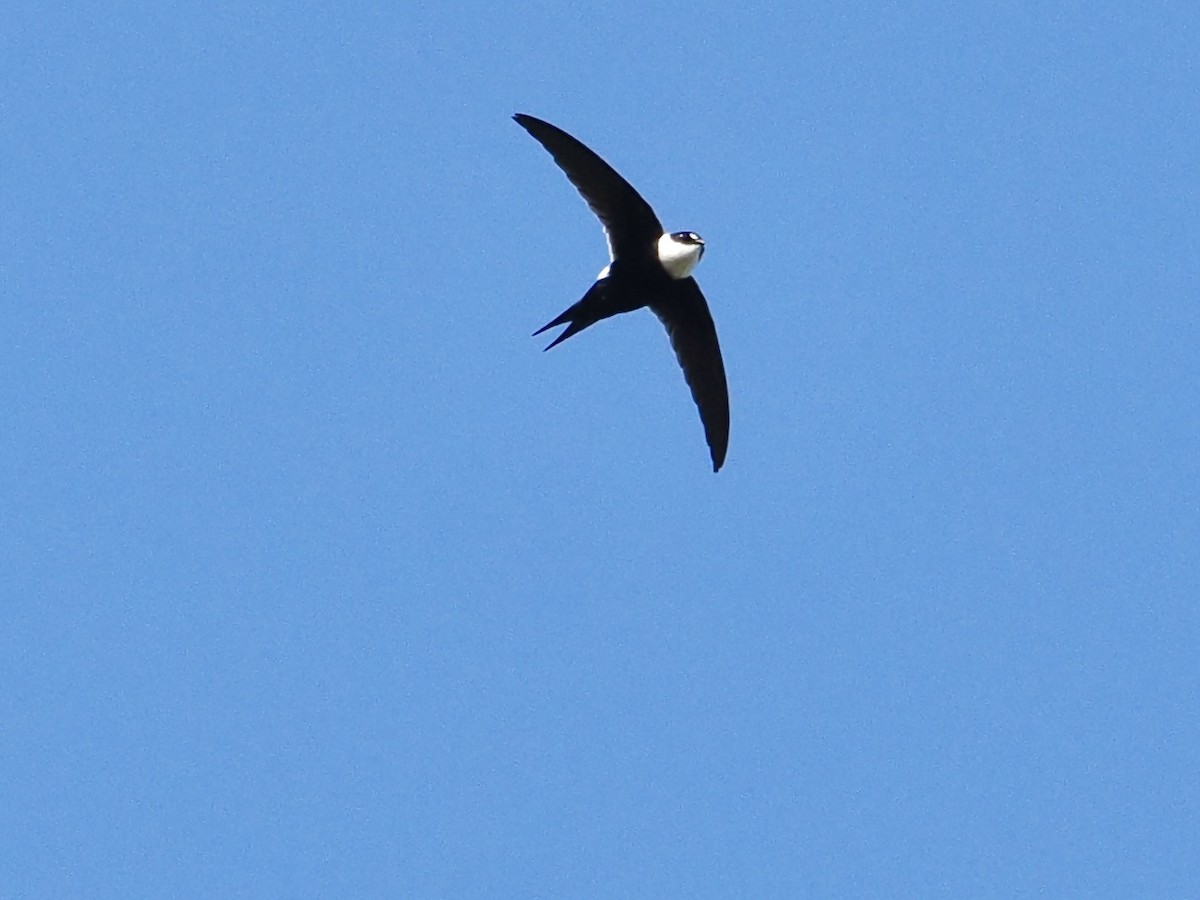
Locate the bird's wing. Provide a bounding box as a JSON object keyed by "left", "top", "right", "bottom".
{"left": 650, "top": 277, "right": 730, "bottom": 472}
{"left": 513, "top": 114, "right": 663, "bottom": 261}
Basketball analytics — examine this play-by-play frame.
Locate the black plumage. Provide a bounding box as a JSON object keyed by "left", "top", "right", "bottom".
{"left": 514, "top": 113, "right": 730, "bottom": 472}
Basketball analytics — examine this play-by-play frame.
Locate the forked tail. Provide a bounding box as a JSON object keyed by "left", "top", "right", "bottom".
{"left": 533, "top": 281, "right": 616, "bottom": 351}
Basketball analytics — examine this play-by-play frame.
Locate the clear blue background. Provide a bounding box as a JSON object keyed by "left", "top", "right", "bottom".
{"left": 4, "top": 2, "right": 1198, "bottom": 897}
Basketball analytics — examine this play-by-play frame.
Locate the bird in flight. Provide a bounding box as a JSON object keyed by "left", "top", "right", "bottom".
{"left": 513, "top": 113, "right": 730, "bottom": 472}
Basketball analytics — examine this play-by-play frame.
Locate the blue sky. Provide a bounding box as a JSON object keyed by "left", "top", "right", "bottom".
{"left": 3, "top": 2, "right": 1198, "bottom": 897}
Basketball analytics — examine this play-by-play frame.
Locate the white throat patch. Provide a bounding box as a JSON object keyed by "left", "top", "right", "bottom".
{"left": 657, "top": 233, "right": 704, "bottom": 279}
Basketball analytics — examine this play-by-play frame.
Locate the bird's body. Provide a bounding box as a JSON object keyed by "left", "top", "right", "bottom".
{"left": 513, "top": 113, "right": 730, "bottom": 472}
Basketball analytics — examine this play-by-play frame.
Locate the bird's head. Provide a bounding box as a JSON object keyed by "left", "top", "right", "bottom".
{"left": 658, "top": 231, "right": 706, "bottom": 279}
